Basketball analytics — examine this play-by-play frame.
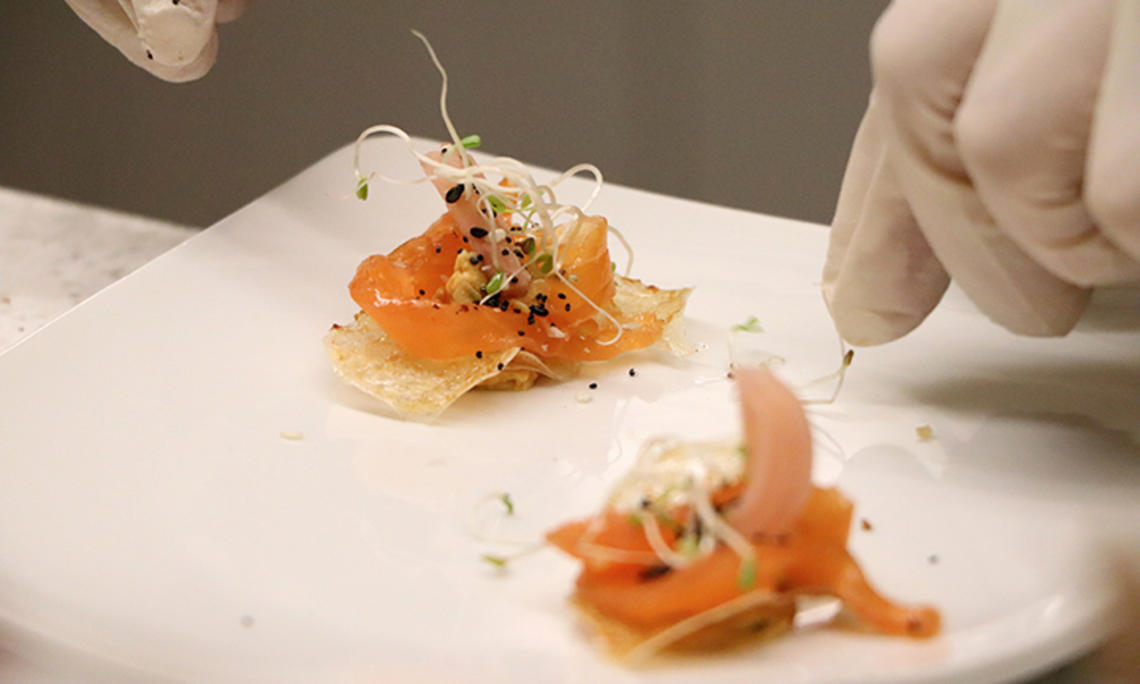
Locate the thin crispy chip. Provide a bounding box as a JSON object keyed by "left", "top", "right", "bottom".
{"left": 612, "top": 275, "right": 694, "bottom": 355}
{"left": 324, "top": 311, "right": 519, "bottom": 417}
{"left": 572, "top": 590, "right": 795, "bottom": 663}
{"left": 476, "top": 351, "right": 581, "bottom": 391}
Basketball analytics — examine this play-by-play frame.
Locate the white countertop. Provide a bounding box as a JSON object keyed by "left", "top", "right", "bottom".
{"left": 0, "top": 187, "right": 1119, "bottom": 683}
{"left": 0, "top": 186, "right": 196, "bottom": 353}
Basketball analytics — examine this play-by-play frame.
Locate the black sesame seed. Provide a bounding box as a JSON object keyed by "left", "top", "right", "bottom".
{"left": 445, "top": 184, "right": 464, "bottom": 203}
{"left": 469, "top": 255, "right": 483, "bottom": 265}
{"left": 510, "top": 277, "right": 519, "bottom": 284}
{"left": 588, "top": 382, "right": 598, "bottom": 390}
{"left": 475, "top": 351, "right": 483, "bottom": 359}
{"left": 499, "top": 301, "right": 509, "bottom": 311}
{"left": 434, "top": 245, "right": 442, "bottom": 253}
{"left": 146, "top": 50, "right": 154, "bottom": 60}
{"left": 564, "top": 303, "right": 571, "bottom": 312}
{"left": 638, "top": 564, "right": 672, "bottom": 581}
{"left": 497, "top": 363, "right": 504, "bottom": 371}
{"left": 517, "top": 330, "right": 525, "bottom": 336}
{"left": 501, "top": 249, "right": 509, "bottom": 256}
{"left": 557, "top": 293, "right": 567, "bottom": 299}
{"left": 513, "top": 250, "right": 524, "bottom": 259}
{"left": 628, "top": 368, "right": 637, "bottom": 377}
{"left": 418, "top": 289, "right": 425, "bottom": 296}
{"left": 470, "top": 227, "right": 488, "bottom": 239}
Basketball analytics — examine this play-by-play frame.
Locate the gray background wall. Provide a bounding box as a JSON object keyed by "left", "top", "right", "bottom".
{"left": 0, "top": 2, "right": 886, "bottom": 228}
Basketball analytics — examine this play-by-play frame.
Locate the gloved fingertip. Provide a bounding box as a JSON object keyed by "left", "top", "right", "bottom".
{"left": 991, "top": 306, "right": 1082, "bottom": 338}
{"left": 135, "top": 32, "right": 217, "bottom": 82}
{"left": 827, "top": 302, "right": 926, "bottom": 347}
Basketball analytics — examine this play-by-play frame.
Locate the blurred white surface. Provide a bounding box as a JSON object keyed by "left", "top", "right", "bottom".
{"left": 0, "top": 187, "right": 195, "bottom": 352}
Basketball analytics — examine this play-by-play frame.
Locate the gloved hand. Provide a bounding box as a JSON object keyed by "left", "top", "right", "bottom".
{"left": 64, "top": 0, "right": 252, "bottom": 82}
{"left": 822, "top": 0, "right": 1140, "bottom": 346}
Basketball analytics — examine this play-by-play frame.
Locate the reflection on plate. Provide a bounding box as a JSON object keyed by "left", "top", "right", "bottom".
{"left": 1, "top": 139, "right": 1138, "bottom": 683}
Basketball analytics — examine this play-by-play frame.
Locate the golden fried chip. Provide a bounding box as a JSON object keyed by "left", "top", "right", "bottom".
{"left": 572, "top": 590, "right": 795, "bottom": 664}
{"left": 612, "top": 275, "right": 694, "bottom": 355}
{"left": 324, "top": 311, "right": 520, "bottom": 417}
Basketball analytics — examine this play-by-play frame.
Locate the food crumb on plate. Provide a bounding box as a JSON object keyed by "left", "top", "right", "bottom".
{"left": 575, "top": 392, "right": 593, "bottom": 404}
{"left": 915, "top": 425, "right": 934, "bottom": 441}
{"left": 860, "top": 518, "right": 873, "bottom": 532}
{"left": 279, "top": 430, "right": 304, "bottom": 441}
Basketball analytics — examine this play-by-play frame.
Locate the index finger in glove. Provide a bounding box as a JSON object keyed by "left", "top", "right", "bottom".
{"left": 823, "top": 95, "right": 950, "bottom": 346}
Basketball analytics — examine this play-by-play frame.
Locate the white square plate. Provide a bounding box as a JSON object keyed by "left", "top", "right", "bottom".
{"left": 1, "top": 138, "right": 1138, "bottom": 683}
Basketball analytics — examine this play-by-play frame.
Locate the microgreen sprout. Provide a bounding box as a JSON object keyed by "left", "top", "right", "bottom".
{"left": 535, "top": 253, "right": 554, "bottom": 275}
{"left": 677, "top": 533, "right": 700, "bottom": 557}
{"left": 801, "top": 344, "right": 854, "bottom": 406}
{"left": 355, "top": 177, "right": 369, "bottom": 201}
{"left": 481, "top": 553, "right": 508, "bottom": 568}
{"left": 460, "top": 134, "right": 482, "bottom": 149}
{"left": 485, "top": 270, "right": 505, "bottom": 295}
{"left": 522, "top": 237, "right": 537, "bottom": 256}
{"left": 732, "top": 316, "right": 764, "bottom": 334}
{"left": 486, "top": 195, "right": 508, "bottom": 214}
{"left": 737, "top": 557, "right": 757, "bottom": 590}
{"left": 498, "top": 492, "right": 515, "bottom": 515}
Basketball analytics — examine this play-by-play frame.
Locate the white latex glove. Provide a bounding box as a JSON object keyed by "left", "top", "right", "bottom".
{"left": 64, "top": 0, "right": 252, "bottom": 82}
{"left": 823, "top": 0, "right": 1140, "bottom": 345}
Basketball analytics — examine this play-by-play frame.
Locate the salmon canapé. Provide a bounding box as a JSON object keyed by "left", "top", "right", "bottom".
{"left": 547, "top": 369, "right": 940, "bottom": 659}
{"left": 327, "top": 137, "right": 688, "bottom": 417}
